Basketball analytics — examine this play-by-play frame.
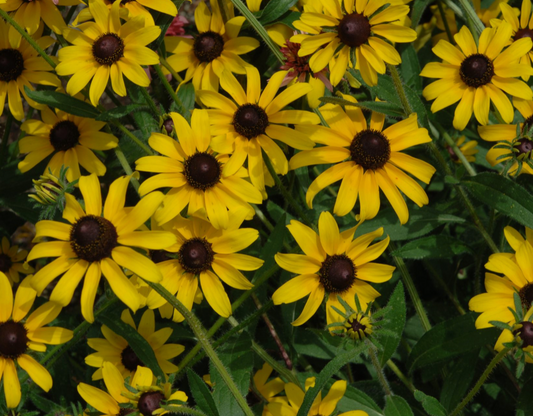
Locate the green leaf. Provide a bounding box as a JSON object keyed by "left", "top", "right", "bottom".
{"left": 253, "top": 213, "right": 287, "bottom": 280}
{"left": 440, "top": 351, "right": 478, "bottom": 412}
{"left": 258, "top": 0, "right": 298, "bottom": 25}
{"left": 24, "top": 87, "right": 100, "bottom": 118}
{"left": 97, "top": 314, "right": 165, "bottom": 380}
{"left": 410, "top": 0, "right": 434, "bottom": 28}
{"left": 96, "top": 104, "right": 150, "bottom": 121}
{"left": 369, "top": 74, "right": 403, "bottom": 107}
{"left": 318, "top": 96, "right": 405, "bottom": 117}
{"left": 378, "top": 282, "right": 406, "bottom": 366}
{"left": 403, "top": 83, "right": 430, "bottom": 129}
{"left": 391, "top": 235, "right": 471, "bottom": 259}
{"left": 187, "top": 370, "right": 220, "bottom": 416}
{"left": 462, "top": 172, "right": 533, "bottom": 229}
{"left": 401, "top": 45, "right": 423, "bottom": 92}
{"left": 517, "top": 377, "right": 533, "bottom": 416}
{"left": 407, "top": 313, "right": 499, "bottom": 372}
{"left": 337, "top": 385, "right": 383, "bottom": 416}
{"left": 414, "top": 390, "right": 447, "bottom": 416}
{"left": 175, "top": 82, "right": 196, "bottom": 122}
{"left": 296, "top": 342, "right": 368, "bottom": 416}
{"left": 384, "top": 396, "right": 414, "bottom": 416}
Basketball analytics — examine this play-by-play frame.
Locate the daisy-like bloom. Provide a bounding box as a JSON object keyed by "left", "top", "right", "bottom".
{"left": 142, "top": 214, "right": 263, "bottom": 319}
{"left": 344, "top": 311, "right": 373, "bottom": 340}
{"left": 469, "top": 226, "right": 533, "bottom": 329}
{"left": 164, "top": 0, "right": 259, "bottom": 92}
{"left": 27, "top": 173, "right": 177, "bottom": 323}
{"left": 0, "top": 20, "right": 60, "bottom": 121}
{"left": 272, "top": 212, "right": 394, "bottom": 326}
{"left": 85, "top": 309, "right": 184, "bottom": 380}
{"left": 56, "top": 0, "right": 161, "bottom": 106}
{"left": 0, "top": 236, "right": 33, "bottom": 285}
{"left": 253, "top": 363, "right": 286, "bottom": 416}
{"left": 135, "top": 110, "right": 263, "bottom": 229}
{"left": 198, "top": 67, "right": 318, "bottom": 195}
{"left": 492, "top": 306, "right": 533, "bottom": 363}
{"left": 293, "top": 0, "right": 417, "bottom": 86}
{"left": 18, "top": 107, "right": 119, "bottom": 181}
{"left": 446, "top": 136, "right": 478, "bottom": 164}
{"left": 290, "top": 100, "right": 435, "bottom": 224}
{"left": 0, "top": 273, "right": 73, "bottom": 408}
{"left": 267, "top": 377, "right": 368, "bottom": 416}
{"left": 421, "top": 22, "right": 533, "bottom": 131}
{"left": 474, "top": 0, "right": 507, "bottom": 25}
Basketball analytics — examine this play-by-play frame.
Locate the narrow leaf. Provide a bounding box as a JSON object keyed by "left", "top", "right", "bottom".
{"left": 378, "top": 282, "right": 406, "bottom": 366}
{"left": 414, "top": 390, "right": 447, "bottom": 416}
{"left": 24, "top": 87, "right": 100, "bottom": 118}
{"left": 187, "top": 370, "right": 220, "bottom": 416}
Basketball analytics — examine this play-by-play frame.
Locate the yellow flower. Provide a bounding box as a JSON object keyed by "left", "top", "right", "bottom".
{"left": 85, "top": 309, "right": 184, "bottom": 380}
{"left": 421, "top": 22, "right": 533, "bottom": 131}
{"left": 164, "top": 0, "right": 259, "bottom": 92}
{"left": 197, "top": 67, "right": 319, "bottom": 195}
{"left": 290, "top": 99, "right": 435, "bottom": 224}
{"left": 18, "top": 107, "right": 118, "bottom": 181}
{"left": 272, "top": 212, "right": 394, "bottom": 327}
{"left": 135, "top": 110, "right": 262, "bottom": 229}
{"left": 474, "top": 0, "right": 507, "bottom": 25}
{"left": 27, "top": 173, "right": 176, "bottom": 322}
{"left": 344, "top": 311, "right": 373, "bottom": 340}
{"left": 446, "top": 136, "right": 478, "bottom": 164}
{"left": 0, "top": 19, "right": 60, "bottom": 121}
{"left": 0, "top": 236, "right": 33, "bottom": 285}
{"left": 494, "top": 307, "right": 533, "bottom": 363}
{"left": 293, "top": 0, "right": 417, "bottom": 86}
{"left": 253, "top": 363, "right": 286, "bottom": 416}
{"left": 0, "top": 273, "right": 73, "bottom": 408}
{"left": 56, "top": 0, "right": 161, "bottom": 106}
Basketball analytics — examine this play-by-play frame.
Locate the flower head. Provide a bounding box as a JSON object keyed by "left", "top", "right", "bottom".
{"left": 0, "top": 0, "right": 72, "bottom": 35}
{"left": 446, "top": 136, "right": 478, "bottom": 164}
{"left": 0, "top": 236, "right": 33, "bottom": 285}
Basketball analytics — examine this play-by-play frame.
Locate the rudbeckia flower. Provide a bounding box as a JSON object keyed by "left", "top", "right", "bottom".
{"left": 197, "top": 67, "right": 319, "bottom": 195}
{"left": 0, "top": 19, "right": 60, "bottom": 121}
{"left": 164, "top": 0, "right": 259, "bottom": 91}
{"left": 421, "top": 22, "right": 533, "bottom": 131}
{"left": 446, "top": 136, "right": 478, "bottom": 164}
{"left": 56, "top": 0, "right": 161, "bottom": 106}
{"left": 28, "top": 173, "right": 177, "bottom": 323}
{"left": 18, "top": 107, "right": 119, "bottom": 181}
{"left": 142, "top": 214, "right": 263, "bottom": 319}
{"left": 272, "top": 212, "right": 394, "bottom": 327}
{"left": 469, "top": 226, "right": 533, "bottom": 329}
{"left": 290, "top": 99, "right": 435, "bottom": 224}
{"left": 474, "top": 0, "right": 507, "bottom": 25}
{"left": 0, "top": 236, "right": 33, "bottom": 285}
{"left": 0, "top": 273, "right": 73, "bottom": 408}
{"left": 293, "top": 0, "right": 417, "bottom": 86}
{"left": 135, "top": 110, "right": 262, "bottom": 229}
{"left": 85, "top": 309, "right": 184, "bottom": 380}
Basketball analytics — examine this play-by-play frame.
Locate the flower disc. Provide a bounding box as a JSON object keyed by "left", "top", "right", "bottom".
{"left": 319, "top": 254, "right": 356, "bottom": 293}
{"left": 350, "top": 129, "right": 391, "bottom": 170}
{"left": 0, "top": 321, "right": 28, "bottom": 359}
{"left": 0, "top": 49, "right": 24, "bottom": 82}
{"left": 70, "top": 215, "right": 118, "bottom": 262}
{"left": 233, "top": 104, "right": 269, "bottom": 139}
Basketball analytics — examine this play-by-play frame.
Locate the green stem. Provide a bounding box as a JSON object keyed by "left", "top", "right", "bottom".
{"left": 139, "top": 86, "right": 161, "bottom": 115}
{"left": 161, "top": 405, "right": 209, "bottom": 416}
{"left": 388, "top": 64, "right": 411, "bottom": 114}
{"left": 449, "top": 347, "right": 510, "bottom": 416}
{"left": 141, "top": 280, "right": 255, "bottom": 416}
{"left": 111, "top": 120, "right": 154, "bottom": 155}
{"left": 367, "top": 340, "right": 392, "bottom": 396}
{"left": 457, "top": 0, "right": 484, "bottom": 37}
{"left": 387, "top": 360, "right": 415, "bottom": 393}
{"left": 437, "top": 0, "right": 454, "bottom": 43}
{"left": 153, "top": 64, "right": 186, "bottom": 114}
{"left": 229, "top": 0, "right": 285, "bottom": 64}
{"left": 0, "top": 112, "right": 13, "bottom": 164}
{"left": 0, "top": 8, "right": 56, "bottom": 69}
{"left": 114, "top": 147, "right": 140, "bottom": 192}
{"left": 160, "top": 57, "right": 184, "bottom": 83}
{"left": 434, "top": 122, "right": 477, "bottom": 176}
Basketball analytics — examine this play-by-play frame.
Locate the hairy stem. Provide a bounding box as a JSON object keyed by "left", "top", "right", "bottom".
{"left": 154, "top": 64, "right": 187, "bottom": 114}
{"left": 367, "top": 340, "right": 392, "bottom": 396}
{"left": 111, "top": 120, "right": 154, "bottom": 156}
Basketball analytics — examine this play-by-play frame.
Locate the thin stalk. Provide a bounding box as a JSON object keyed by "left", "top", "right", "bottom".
{"left": 154, "top": 64, "right": 186, "bottom": 114}
{"left": 457, "top": 0, "right": 484, "bottom": 37}
{"left": 111, "top": 120, "right": 154, "bottom": 155}
{"left": 141, "top": 280, "right": 255, "bottom": 416}
{"left": 449, "top": 347, "right": 510, "bottom": 416}
{"left": 0, "top": 8, "right": 56, "bottom": 69}
{"left": 442, "top": 0, "right": 465, "bottom": 18}
{"left": 114, "top": 148, "right": 140, "bottom": 192}
{"left": 229, "top": 0, "right": 285, "bottom": 64}
{"left": 388, "top": 64, "right": 412, "bottom": 114}
{"left": 437, "top": 0, "right": 454, "bottom": 43}
{"left": 139, "top": 86, "right": 161, "bottom": 115}
{"left": 160, "top": 57, "right": 184, "bottom": 83}
{"left": 0, "top": 112, "right": 13, "bottom": 163}
{"left": 367, "top": 340, "right": 392, "bottom": 396}
{"left": 433, "top": 121, "right": 477, "bottom": 176}
{"left": 387, "top": 360, "right": 415, "bottom": 393}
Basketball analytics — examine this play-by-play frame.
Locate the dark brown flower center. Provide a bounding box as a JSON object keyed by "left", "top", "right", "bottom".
{"left": 515, "top": 138, "right": 533, "bottom": 155}
{"left": 350, "top": 129, "right": 391, "bottom": 170}
{"left": 150, "top": 250, "right": 171, "bottom": 263}
{"left": 350, "top": 317, "right": 367, "bottom": 333}
{"left": 121, "top": 345, "right": 145, "bottom": 371}
{"left": 233, "top": 104, "right": 269, "bottom": 139}
{"left": 515, "top": 28, "right": 533, "bottom": 44}
{"left": 520, "top": 283, "right": 533, "bottom": 309}
{"left": 0, "top": 49, "right": 24, "bottom": 82}
{"left": 183, "top": 152, "right": 221, "bottom": 190}
{"left": 338, "top": 13, "right": 371, "bottom": 47}
{"left": 138, "top": 392, "right": 165, "bottom": 416}
{"left": 319, "top": 254, "right": 356, "bottom": 293}
{"left": 50, "top": 120, "right": 80, "bottom": 152}
{"left": 178, "top": 238, "right": 213, "bottom": 274}
{"left": 193, "top": 31, "right": 224, "bottom": 63}
{"left": 0, "top": 321, "right": 28, "bottom": 359}
{"left": 70, "top": 215, "right": 118, "bottom": 262}
{"left": 514, "top": 321, "right": 533, "bottom": 348}
{"left": 460, "top": 54, "right": 494, "bottom": 88}
{"left": 0, "top": 253, "right": 12, "bottom": 273}
{"left": 92, "top": 33, "right": 125, "bottom": 65}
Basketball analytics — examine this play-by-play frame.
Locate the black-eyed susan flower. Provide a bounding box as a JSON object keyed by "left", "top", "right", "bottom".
{"left": 469, "top": 226, "right": 533, "bottom": 329}
{"left": 421, "top": 22, "right": 533, "bottom": 131}
{"left": 446, "top": 136, "right": 478, "bottom": 164}
{"left": 0, "top": 273, "right": 73, "bottom": 408}
{"left": 0, "top": 19, "right": 60, "bottom": 121}
{"left": 272, "top": 212, "right": 394, "bottom": 327}
{"left": 18, "top": 107, "right": 119, "bottom": 182}
{"left": 290, "top": 99, "right": 435, "bottom": 224}
{"left": 197, "top": 67, "right": 318, "bottom": 195}
{"left": 253, "top": 362, "right": 285, "bottom": 402}
{"left": 164, "top": 0, "right": 259, "bottom": 92}
{"left": 56, "top": 0, "right": 161, "bottom": 106}
{"left": 0, "top": 236, "right": 33, "bottom": 285}
{"left": 492, "top": 306, "right": 533, "bottom": 367}
{"left": 267, "top": 377, "right": 368, "bottom": 416}
{"left": 28, "top": 173, "right": 177, "bottom": 323}
{"left": 85, "top": 309, "right": 184, "bottom": 380}
{"left": 474, "top": 0, "right": 507, "bottom": 25}
{"left": 143, "top": 214, "right": 263, "bottom": 320}
{"left": 293, "top": 0, "right": 417, "bottom": 86}
{"left": 135, "top": 110, "right": 262, "bottom": 229}
{"left": 0, "top": 0, "right": 73, "bottom": 35}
